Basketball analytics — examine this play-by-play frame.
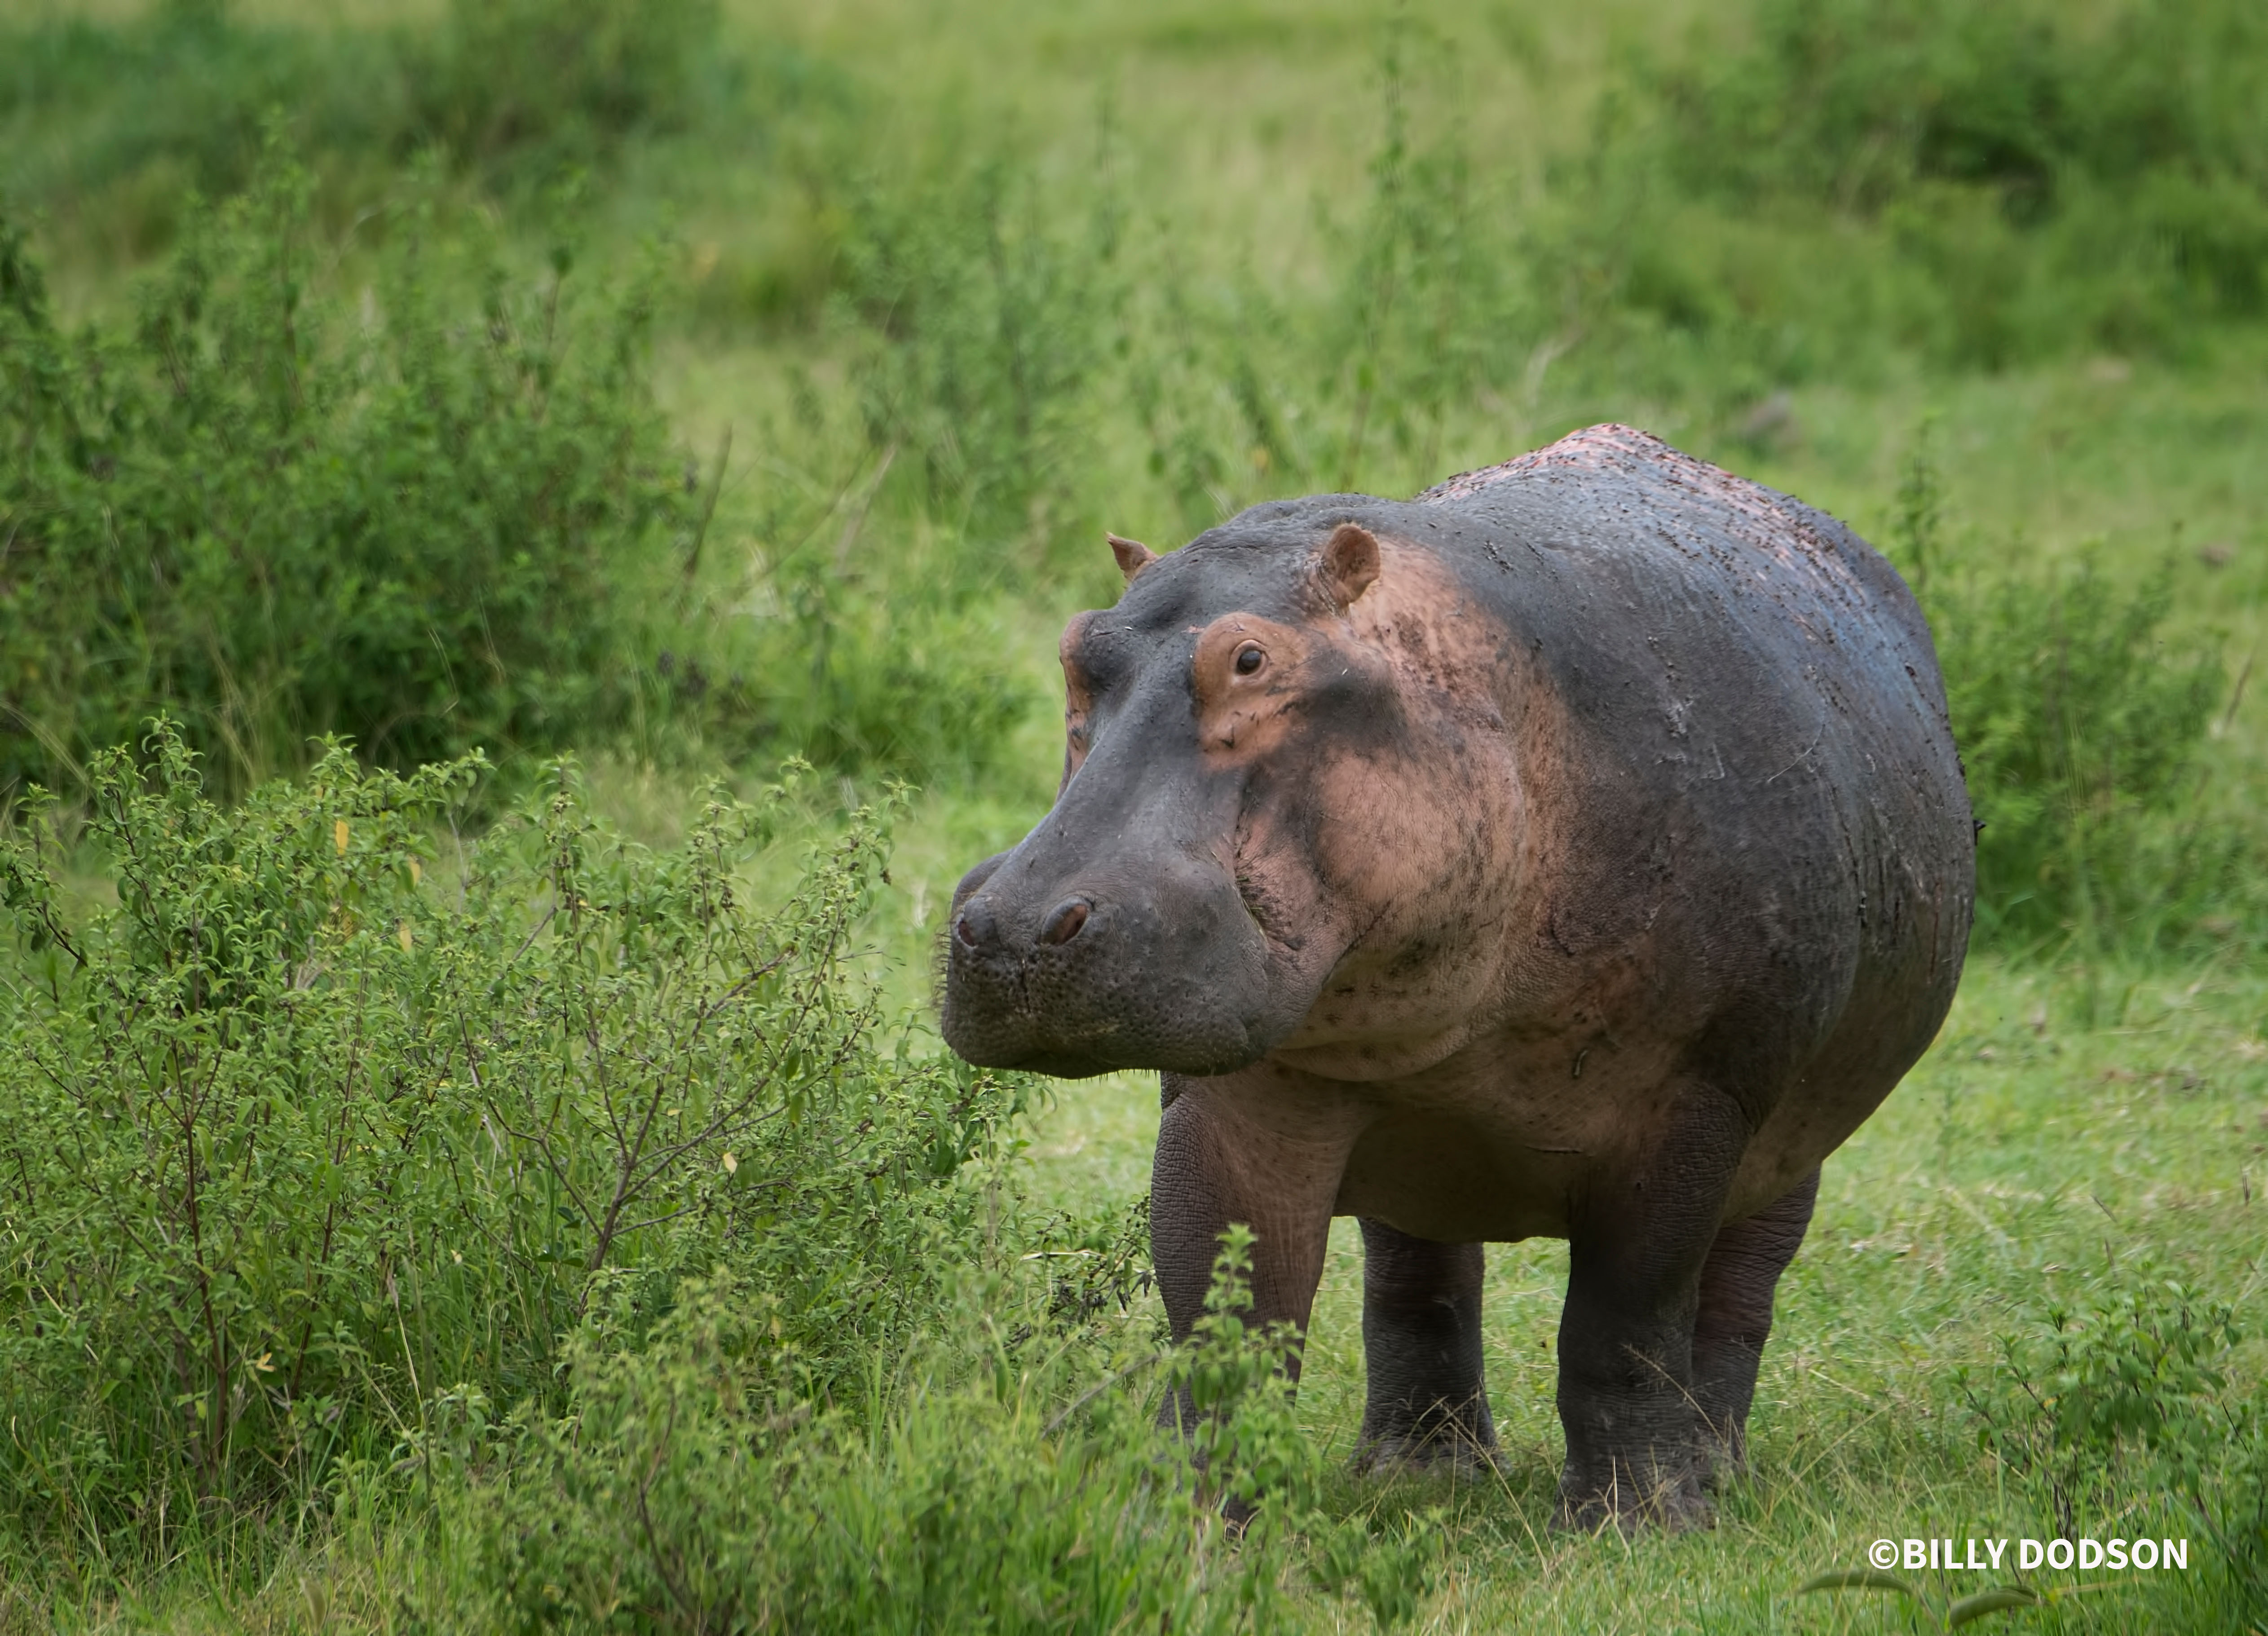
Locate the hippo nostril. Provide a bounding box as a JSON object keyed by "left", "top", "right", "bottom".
{"left": 956, "top": 898, "right": 998, "bottom": 950}
{"left": 1039, "top": 898, "right": 1091, "bottom": 946}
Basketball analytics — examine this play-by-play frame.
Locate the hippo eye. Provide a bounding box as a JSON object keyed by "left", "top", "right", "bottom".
{"left": 1234, "top": 643, "right": 1265, "bottom": 676}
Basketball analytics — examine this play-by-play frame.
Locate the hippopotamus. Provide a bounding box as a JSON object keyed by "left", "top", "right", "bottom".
{"left": 941, "top": 424, "right": 1973, "bottom": 1528}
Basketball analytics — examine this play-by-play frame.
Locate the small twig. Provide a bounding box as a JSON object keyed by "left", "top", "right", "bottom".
{"left": 1044, "top": 1353, "right": 1166, "bottom": 1438}
{"left": 831, "top": 443, "right": 897, "bottom": 575}
{"left": 633, "top": 1401, "right": 705, "bottom": 1631}
{"left": 2218, "top": 647, "right": 2254, "bottom": 736}
{"left": 680, "top": 424, "right": 732, "bottom": 587}
{"left": 504, "top": 904, "right": 557, "bottom": 969}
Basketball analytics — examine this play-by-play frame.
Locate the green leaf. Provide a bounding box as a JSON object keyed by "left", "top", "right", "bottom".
{"left": 1796, "top": 1568, "right": 1917, "bottom": 1597}
{"left": 1948, "top": 1586, "right": 2041, "bottom": 1626}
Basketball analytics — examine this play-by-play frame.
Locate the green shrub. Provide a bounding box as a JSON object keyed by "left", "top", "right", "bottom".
{"left": 437, "top": 1272, "right": 1258, "bottom": 1636}
{"left": 1115, "top": 30, "right": 1546, "bottom": 513}
{"left": 1, "top": 138, "right": 1036, "bottom": 795}
{"left": 1965, "top": 1275, "right": 2267, "bottom": 1616}
{"left": 1930, "top": 557, "right": 2232, "bottom": 945}
{"left": 0, "top": 150, "right": 695, "bottom": 795}
{"left": 0, "top": 3, "right": 411, "bottom": 256}
{"left": 1323, "top": 38, "right": 1526, "bottom": 491}
{"left": 1659, "top": 0, "right": 2268, "bottom": 218}
{"left": 760, "top": 565, "right": 1030, "bottom": 778}
{"left": 828, "top": 150, "right": 1117, "bottom": 543}
{"left": 414, "top": 0, "right": 722, "bottom": 176}
{"left": 0, "top": 0, "right": 722, "bottom": 246}
{"left": 431, "top": 1227, "right": 1445, "bottom": 1634}
{"left": 1630, "top": 0, "right": 2268, "bottom": 364}
{"left": 0, "top": 724, "right": 1026, "bottom": 1565}
{"left": 1889, "top": 434, "right": 2240, "bottom": 948}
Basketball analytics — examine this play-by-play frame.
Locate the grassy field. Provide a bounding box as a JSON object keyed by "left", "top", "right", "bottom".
{"left": 18, "top": 958, "right": 2261, "bottom": 1631}
{"left": 4, "top": 0, "right": 2266, "bottom": 1629}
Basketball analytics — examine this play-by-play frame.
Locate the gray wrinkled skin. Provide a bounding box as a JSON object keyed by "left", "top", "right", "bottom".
{"left": 942, "top": 425, "right": 1974, "bottom": 1530}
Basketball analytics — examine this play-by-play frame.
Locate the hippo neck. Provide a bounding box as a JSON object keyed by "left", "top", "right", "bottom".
{"left": 1246, "top": 530, "right": 1558, "bottom": 1083}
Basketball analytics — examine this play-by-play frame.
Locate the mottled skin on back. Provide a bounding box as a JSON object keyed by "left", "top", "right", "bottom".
{"left": 943, "top": 424, "right": 1974, "bottom": 1529}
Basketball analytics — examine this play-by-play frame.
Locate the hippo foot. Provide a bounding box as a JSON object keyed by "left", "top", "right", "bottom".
{"left": 1354, "top": 1426, "right": 1508, "bottom": 1480}
{"left": 1552, "top": 1459, "right": 1716, "bottom": 1535}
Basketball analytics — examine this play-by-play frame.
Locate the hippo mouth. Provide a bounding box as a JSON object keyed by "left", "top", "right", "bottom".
{"left": 940, "top": 849, "right": 1291, "bottom": 1079}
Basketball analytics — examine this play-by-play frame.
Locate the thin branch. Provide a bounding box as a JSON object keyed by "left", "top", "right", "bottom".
{"left": 1045, "top": 1353, "right": 1167, "bottom": 1437}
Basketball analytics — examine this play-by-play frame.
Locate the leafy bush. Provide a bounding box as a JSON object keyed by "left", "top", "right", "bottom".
{"left": 1965, "top": 1276, "right": 2267, "bottom": 1616}
{"left": 4, "top": 140, "right": 1041, "bottom": 793}
{"left": 1659, "top": 0, "right": 2268, "bottom": 222}
{"left": 1931, "top": 558, "right": 2233, "bottom": 945}
{"left": 432, "top": 1226, "right": 1445, "bottom": 1634}
{"left": 0, "top": 0, "right": 721, "bottom": 242}
{"left": 1888, "top": 434, "right": 2239, "bottom": 947}
{"left": 1631, "top": 0, "right": 2268, "bottom": 363}
{"left": 759, "top": 565, "right": 1030, "bottom": 777}
{"left": 1165, "top": 1226, "right": 1446, "bottom": 1632}
{"left": 414, "top": 0, "right": 722, "bottom": 175}
{"left": 0, "top": 2, "right": 411, "bottom": 257}
{"left": 0, "top": 152, "right": 702, "bottom": 795}
{"left": 828, "top": 152, "right": 1116, "bottom": 542}
{"left": 440, "top": 1272, "right": 1258, "bottom": 1635}
{"left": 1112, "top": 34, "right": 1546, "bottom": 523}
{"left": 1322, "top": 40, "right": 1526, "bottom": 492}
{"left": 0, "top": 724, "right": 1026, "bottom": 1565}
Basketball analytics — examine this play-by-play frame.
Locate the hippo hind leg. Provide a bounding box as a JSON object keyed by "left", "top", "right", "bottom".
{"left": 1355, "top": 1219, "right": 1503, "bottom": 1476}
{"left": 1554, "top": 1079, "right": 1751, "bottom": 1534}
{"left": 1691, "top": 1165, "right": 1820, "bottom": 1486}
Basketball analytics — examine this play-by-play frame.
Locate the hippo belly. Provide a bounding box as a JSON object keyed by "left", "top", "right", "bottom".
{"left": 1333, "top": 1105, "right": 1581, "bottom": 1244}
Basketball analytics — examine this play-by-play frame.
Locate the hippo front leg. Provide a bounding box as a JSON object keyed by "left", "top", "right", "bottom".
{"left": 1554, "top": 1081, "right": 1749, "bottom": 1533}
{"left": 1150, "top": 1073, "right": 1351, "bottom": 1437}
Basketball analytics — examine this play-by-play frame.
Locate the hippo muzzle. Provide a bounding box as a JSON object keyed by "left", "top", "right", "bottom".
{"left": 940, "top": 838, "right": 1288, "bottom": 1079}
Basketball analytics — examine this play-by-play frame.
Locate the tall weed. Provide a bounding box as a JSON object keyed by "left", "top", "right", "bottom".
{"left": 759, "top": 559, "right": 1029, "bottom": 777}
{"left": 828, "top": 148, "right": 1118, "bottom": 546}
{"left": 2, "top": 141, "right": 1036, "bottom": 793}
{"left": 1326, "top": 38, "right": 1523, "bottom": 490}
{"left": 414, "top": 0, "right": 722, "bottom": 177}
{"left": 0, "top": 3, "right": 410, "bottom": 259}
{"left": 438, "top": 1273, "right": 1257, "bottom": 1635}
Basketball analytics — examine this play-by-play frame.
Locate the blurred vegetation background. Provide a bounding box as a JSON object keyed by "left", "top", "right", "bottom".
{"left": 2, "top": 0, "right": 2265, "bottom": 1629}
{"left": 4, "top": 0, "right": 2264, "bottom": 948}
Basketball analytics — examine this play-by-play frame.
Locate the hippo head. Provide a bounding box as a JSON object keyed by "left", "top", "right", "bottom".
{"left": 941, "top": 511, "right": 1528, "bottom": 1080}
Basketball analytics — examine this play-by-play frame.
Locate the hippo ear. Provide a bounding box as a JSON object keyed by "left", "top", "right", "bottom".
{"left": 1317, "top": 522, "right": 1381, "bottom": 610}
{"left": 1106, "top": 532, "right": 1159, "bottom": 584}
